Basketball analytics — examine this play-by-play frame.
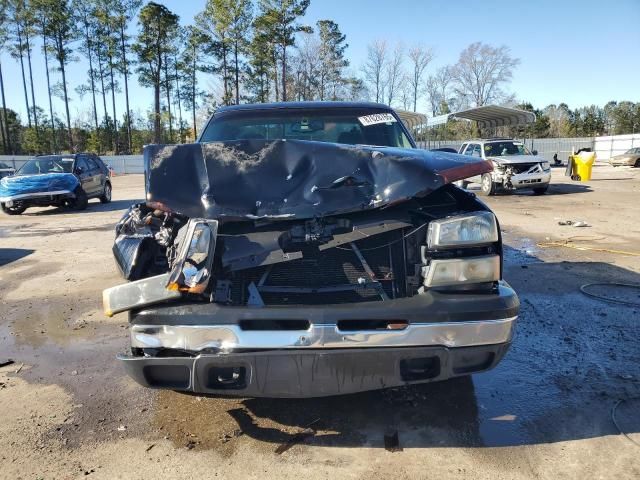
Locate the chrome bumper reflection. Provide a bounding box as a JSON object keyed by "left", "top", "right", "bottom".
{"left": 131, "top": 317, "right": 517, "bottom": 352}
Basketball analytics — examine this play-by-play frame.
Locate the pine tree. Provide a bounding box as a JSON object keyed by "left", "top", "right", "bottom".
{"left": 256, "top": 0, "right": 311, "bottom": 102}
{"left": 33, "top": 0, "right": 76, "bottom": 151}
{"left": 316, "top": 20, "right": 348, "bottom": 101}
{"left": 132, "top": 2, "right": 179, "bottom": 143}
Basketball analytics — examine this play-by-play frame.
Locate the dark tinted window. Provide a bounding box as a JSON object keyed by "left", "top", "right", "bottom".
{"left": 86, "top": 158, "right": 100, "bottom": 170}
{"left": 75, "top": 157, "right": 89, "bottom": 172}
{"left": 200, "top": 108, "right": 414, "bottom": 148}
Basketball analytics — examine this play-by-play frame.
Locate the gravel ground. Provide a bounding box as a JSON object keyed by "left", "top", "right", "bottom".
{"left": 1, "top": 164, "right": 639, "bottom": 479}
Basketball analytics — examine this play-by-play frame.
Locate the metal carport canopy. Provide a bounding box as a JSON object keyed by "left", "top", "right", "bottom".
{"left": 427, "top": 105, "right": 536, "bottom": 128}
{"left": 396, "top": 110, "right": 429, "bottom": 130}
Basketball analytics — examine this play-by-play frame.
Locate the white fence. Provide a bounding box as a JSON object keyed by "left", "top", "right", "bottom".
{"left": 594, "top": 134, "right": 640, "bottom": 160}
{"left": 2, "top": 133, "right": 638, "bottom": 174}
{"left": 0, "top": 154, "right": 144, "bottom": 175}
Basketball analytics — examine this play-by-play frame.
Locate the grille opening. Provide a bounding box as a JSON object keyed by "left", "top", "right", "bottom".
{"left": 400, "top": 357, "right": 441, "bottom": 381}
{"left": 205, "top": 366, "right": 247, "bottom": 390}
{"left": 337, "top": 319, "right": 409, "bottom": 331}
{"left": 239, "top": 319, "right": 311, "bottom": 331}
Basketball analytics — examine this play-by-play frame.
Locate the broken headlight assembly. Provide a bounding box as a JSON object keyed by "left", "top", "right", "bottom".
{"left": 422, "top": 212, "right": 500, "bottom": 288}
{"left": 541, "top": 161, "right": 551, "bottom": 171}
{"left": 166, "top": 219, "right": 218, "bottom": 294}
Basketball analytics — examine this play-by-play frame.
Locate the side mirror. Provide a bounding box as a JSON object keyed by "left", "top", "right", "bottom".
{"left": 75, "top": 166, "right": 84, "bottom": 174}
{"left": 532, "top": 150, "right": 538, "bottom": 156}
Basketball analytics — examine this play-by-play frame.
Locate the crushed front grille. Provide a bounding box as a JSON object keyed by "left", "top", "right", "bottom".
{"left": 229, "top": 229, "right": 407, "bottom": 306}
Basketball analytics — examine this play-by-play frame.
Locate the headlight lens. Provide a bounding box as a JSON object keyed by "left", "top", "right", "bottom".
{"left": 167, "top": 219, "right": 218, "bottom": 294}
{"left": 427, "top": 211, "right": 498, "bottom": 248}
{"left": 541, "top": 161, "right": 550, "bottom": 170}
{"left": 423, "top": 255, "right": 500, "bottom": 287}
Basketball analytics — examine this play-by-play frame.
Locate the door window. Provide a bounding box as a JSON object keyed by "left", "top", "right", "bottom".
{"left": 86, "top": 157, "right": 100, "bottom": 171}
{"left": 75, "top": 157, "right": 89, "bottom": 174}
{"left": 463, "top": 144, "right": 477, "bottom": 156}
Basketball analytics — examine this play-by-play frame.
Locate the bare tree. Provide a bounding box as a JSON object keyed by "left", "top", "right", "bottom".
{"left": 425, "top": 65, "right": 453, "bottom": 115}
{"left": 362, "top": 39, "right": 386, "bottom": 103}
{"left": 452, "top": 42, "right": 520, "bottom": 107}
{"left": 407, "top": 44, "right": 433, "bottom": 112}
{"left": 292, "top": 31, "right": 320, "bottom": 100}
{"left": 385, "top": 42, "right": 403, "bottom": 107}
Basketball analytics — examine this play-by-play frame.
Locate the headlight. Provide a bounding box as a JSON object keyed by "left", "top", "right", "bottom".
{"left": 541, "top": 161, "right": 550, "bottom": 171}
{"left": 422, "top": 255, "right": 500, "bottom": 287}
{"left": 427, "top": 211, "right": 498, "bottom": 249}
{"left": 166, "top": 219, "right": 218, "bottom": 294}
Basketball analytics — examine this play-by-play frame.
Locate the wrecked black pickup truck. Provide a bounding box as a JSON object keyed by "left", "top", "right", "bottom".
{"left": 104, "top": 102, "right": 519, "bottom": 398}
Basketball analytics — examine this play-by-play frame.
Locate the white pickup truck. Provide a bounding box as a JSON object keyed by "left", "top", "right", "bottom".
{"left": 456, "top": 138, "right": 551, "bottom": 195}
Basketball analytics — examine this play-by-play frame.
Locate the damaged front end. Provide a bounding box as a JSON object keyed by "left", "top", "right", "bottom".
{"left": 106, "top": 139, "right": 519, "bottom": 397}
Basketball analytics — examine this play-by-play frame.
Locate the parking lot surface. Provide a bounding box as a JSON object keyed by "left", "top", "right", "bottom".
{"left": 1, "top": 165, "right": 639, "bottom": 479}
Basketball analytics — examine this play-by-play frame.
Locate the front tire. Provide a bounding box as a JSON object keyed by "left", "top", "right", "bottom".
{"left": 1, "top": 202, "right": 27, "bottom": 215}
{"left": 479, "top": 173, "right": 496, "bottom": 196}
{"left": 532, "top": 185, "right": 549, "bottom": 195}
{"left": 100, "top": 182, "right": 112, "bottom": 204}
{"left": 635, "top": 159, "right": 640, "bottom": 168}
{"left": 71, "top": 186, "right": 88, "bottom": 210}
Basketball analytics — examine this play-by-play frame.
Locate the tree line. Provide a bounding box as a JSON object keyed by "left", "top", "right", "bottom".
{"left": 1, "top": 0, "right": 639, "bottom": 156}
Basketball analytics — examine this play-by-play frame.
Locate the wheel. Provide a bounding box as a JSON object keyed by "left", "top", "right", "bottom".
{"left": 71, "top": 186, "right": 88, "bottom": 210}
{"left": 100, "top": 182, "right": 112, "bottom": 203}
{"left": 635, "top": 159, "right": 640, "bottom": 168}
{"left": 532, "top": 185, "right": 549, "bottom": 195}
{"left": 1, "top": 202, "right": 27, "bottom": 215}
{"left": 571, "top": 174, "right": 581, "bottom": 181}
{"left": 478, "top": 173, "right": 496, "bottom": 196}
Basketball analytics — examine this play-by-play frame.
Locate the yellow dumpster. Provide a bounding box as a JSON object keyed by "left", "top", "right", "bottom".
{"left": 568, "top": 151, "right": 596, "bottom": 181}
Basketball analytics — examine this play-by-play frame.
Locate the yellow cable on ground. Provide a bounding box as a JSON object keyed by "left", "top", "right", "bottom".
{"left": 537, "top": 236, "right": 640, "bottom": 257}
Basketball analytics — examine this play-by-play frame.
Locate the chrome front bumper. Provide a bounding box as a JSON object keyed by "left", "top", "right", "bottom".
{"left": 493, "top": 169, "right": 551, "bottom": 189}
{"left": 130, "top": 316, "right": 517, "bottom": 352}
{"left": 120, "top": 282, "right": 519, "bottom": 396}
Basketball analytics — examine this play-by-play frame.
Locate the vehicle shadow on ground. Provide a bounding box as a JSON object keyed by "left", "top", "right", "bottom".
{"left": 210, "top": 246, "right": 640, "bottom": 450}
{"left": 0, "top": 248, "right": 34, "bottom": 266}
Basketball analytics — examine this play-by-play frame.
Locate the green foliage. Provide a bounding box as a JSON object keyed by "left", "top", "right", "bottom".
{"left": 132, "top": 1, "right": 179, "bottom": 142}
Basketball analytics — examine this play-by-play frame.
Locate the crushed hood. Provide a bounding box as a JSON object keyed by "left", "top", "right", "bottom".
{"left": 0, "top": 172, "right": 79, "bottom": 201}
{"left": 145, "top": 139, "right": 492, "bottom": 221}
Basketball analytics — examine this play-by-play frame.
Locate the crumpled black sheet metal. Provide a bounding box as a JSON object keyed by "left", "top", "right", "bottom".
{"left": 144, "top": 139, "right": 491, "bottom": 221}
{"left": 112, "top": 234, "right": 155, "bottom": 280}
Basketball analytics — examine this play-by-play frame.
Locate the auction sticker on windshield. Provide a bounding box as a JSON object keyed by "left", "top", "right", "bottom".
{"left": 358, "top": 113, "right": 397, "bottom": 126}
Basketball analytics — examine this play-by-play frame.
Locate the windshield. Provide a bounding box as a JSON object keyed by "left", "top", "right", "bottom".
{"left": 200, "top": 108, "right": 414, "bottom": 148}
{"left": 484, "top": 142, "right": 531, "bottom": 157}
{"left": 625, "top": 148, "right": 639, "bottom": 154}
{"left": 17, "top": 157, "right": 74, "bottom": 175}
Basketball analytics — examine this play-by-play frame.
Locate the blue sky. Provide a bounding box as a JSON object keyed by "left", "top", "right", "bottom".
{"left": 1, "top": 0, "right": 639, "bottom": 123}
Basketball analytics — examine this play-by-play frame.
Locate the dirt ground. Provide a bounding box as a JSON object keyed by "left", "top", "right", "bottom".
{"left": 1, "top": 164, "right": 639, "bottom": 480}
